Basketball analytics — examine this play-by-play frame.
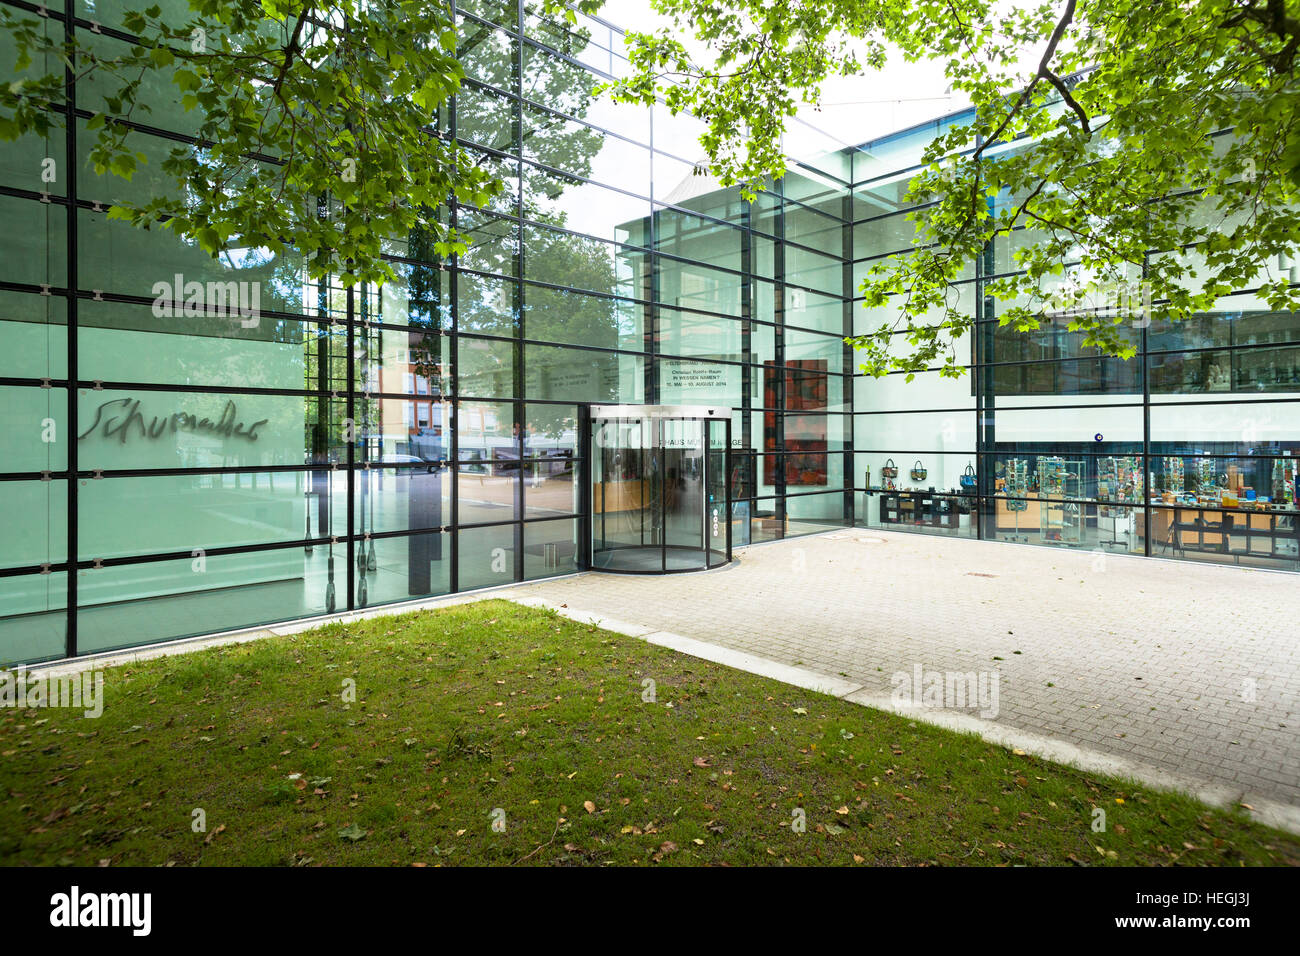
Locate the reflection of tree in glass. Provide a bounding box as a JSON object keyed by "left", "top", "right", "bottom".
{"left": 455, "top": 4, "right": 637, "bottom": 425}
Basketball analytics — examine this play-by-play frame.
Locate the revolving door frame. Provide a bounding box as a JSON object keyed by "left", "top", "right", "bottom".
{"left": 581, "top": 404, "right": 732, "bottom": 574}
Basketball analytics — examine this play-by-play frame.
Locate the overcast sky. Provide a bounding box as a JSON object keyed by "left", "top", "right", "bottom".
{"left": 597, "top": 0, "right": 975, "bottom": 156}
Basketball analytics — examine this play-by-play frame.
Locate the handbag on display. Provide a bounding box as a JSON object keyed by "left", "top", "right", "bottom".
{"left": 960, "top": 463, "right": 977, "bottom": 488}
{"left": 881, "top": 458, "right": 898, "bottom": 478}
{"left": 910, "top": 460, "right": 928, "bottom": 481}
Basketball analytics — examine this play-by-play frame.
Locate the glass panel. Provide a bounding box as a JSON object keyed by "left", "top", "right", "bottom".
{"left": 0, "top": 195, "right": 66, "bottom": 288}
{"left": 662, "top": 418, "right": 706, "bottom": 569}
{"left": 707, "top": 420, "right": 728, "bottom": 562}
{"left": 76, "top": 544, "right": 338, "bottom": 655}
{"left": 659, "top": 358, "right": 742, "bottom": 406}
{"left": 657, "top": 308, "right": 744, "bottom": 362}
{"left": 785, "top": 491, "right": 849, "bottom": 535}
{"left": 79, "top": 471, "right": 328, "bottom": 560}
{"left": 1137, "top": 504, "right": 1298, "bottom": 571}
{"left": 0, "top": 571, "right": 67, "bottom": 666}
{"left": 0, "top": 291, "right": 68, "bottom": 380}
{"left": 525, "top": 345, "right": 644, "bottom": 403}
{"left": 458, "top": 335, "right": 515, "bottom": 398}
{"left": 524, "top": 455, "right": 578, "bottom": 518}
{"left": 76, "top": 390, "right": 346, "bottom": 470}
{"left": 1, "top": 479, "right": 68, "bottom": 569}
{"left": 525, "top": 403, "right": 578, "bottom": 454}
{"left": 592, "top": 417, "right": 652, "bottom": 567}
{"left": 77, "top": 299, "right": 307, "bottom": 390}
{"left": 524, "top": 517, "right": 580, "bottom": 579}
{"left": 356, "top": 463, "right": 450, "bottom": 535}
{"left": 523, "top": 164, "right": 651, "bottom": 240}
{"left": 524, "top": 285, "right": 642, "bottom": 351}
{"left": 457, "top": 523, "right": 516, "bottom": 590}
{"left": 456, "top": 399, "right": 516, "bottom": 524}
{"left": 2, "top": 385, "right": 68, "bottom": 472}
{"left": 355, "top": 531, "right": 451, "bottom": 608}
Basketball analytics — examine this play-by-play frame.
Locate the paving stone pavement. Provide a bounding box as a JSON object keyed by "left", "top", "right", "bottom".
{"left": 497, "top": 529, "right": 1300, "bottom": 810}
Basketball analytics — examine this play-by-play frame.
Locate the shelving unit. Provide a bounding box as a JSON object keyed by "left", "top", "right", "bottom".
{"left": 1000, "top": 458, "right": 1031, "bottom": 541}
{"left": 1004, "top": 458, "right": 1030, "bottom": 506}
{"left": 1192, "top": 457, "right": 1218, "bottom": 496}
{"left": 878, "top": 491, "right": 961, "bottom": 530}
{"left": 1142, "top": 506, "right": 1300, "bottom": 563}
{"left": 1160, "top": 456, "right": 1185, "bottom": 496}
{"left": 1098, "top": 456, "right": 1143, "bottom": 517}
{"left": 1273, "top": 458, "right": 1297, "bottom": 507}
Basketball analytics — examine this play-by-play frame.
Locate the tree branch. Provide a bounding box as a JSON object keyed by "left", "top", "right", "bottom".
{"left": 272, "top": 6, "right": 313, "bottom": 98}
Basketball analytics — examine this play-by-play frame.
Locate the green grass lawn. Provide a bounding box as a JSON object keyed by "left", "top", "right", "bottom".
{"left": 1, "top": 599, "right": 1296, "bottom": 867}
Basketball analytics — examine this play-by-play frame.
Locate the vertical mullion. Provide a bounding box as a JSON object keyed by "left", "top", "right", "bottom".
{"left": 513, "top": 0, "right": 525, "bottom": 583}
{"left": 449, "top": 285, "right": 459, "bottom": 593}
{"left": 659, "top": 417, "right": 666, "bottom": 572}
{"left": 64, "top": 9, "right": 78, "bottom": 658}
{"left": 448, "top": 3, "right": 460, "bottom": 593}
{"left": 739, "top": 199, "right": 751, "bottom": 542}
{"left": 702, "top": 416, "right": 712, "bottom": 561}
{"left": 579, "top": 405, "right": 591, "bottom": 569}
{"left": 774, "top": 190, "right": 786, "bottom": 534}
{"left": 647, "top": 91, "right": 657, "bottom": 404}
{"left": 725, "top": 417, "right": 732, "bottom": 560}
{"left": 977, "top": 184, "right": 996, "bottom": 542}
{"left": 346, "top": 282, "right": 356, "bottom": 610}
{"left": 841, "top": 179, "right": 854, "bottom": 527}
{"left": 1142, "top": 254, "right": 1152, "bottom": 557}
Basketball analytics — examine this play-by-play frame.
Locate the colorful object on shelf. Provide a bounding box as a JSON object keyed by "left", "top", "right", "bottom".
{"left": 1272, "top": 458, "right": 1297, "bottom": 505}
{"left": 1161, "top": 456, "right": 1185, "bottom": 495}
{"left": 1193, "top": 457, "right": 1218, "bottom": 495}
{"left": 881, "top": 458, "right": 898, "bottom": 479}
{"left": 1098, "top": 455, "right": 1143, "bottom": 517}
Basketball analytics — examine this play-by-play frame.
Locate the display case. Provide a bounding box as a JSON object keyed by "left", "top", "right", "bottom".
{"left": 996, "top": 457, "right": 1033, "bottom": 541}
{"left": 1037, "top": 457, "right": 1084, "bottom": 544}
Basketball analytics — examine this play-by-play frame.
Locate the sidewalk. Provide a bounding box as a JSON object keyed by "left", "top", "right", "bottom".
{"left": 496, "top": 529, "right": 1300, "bottom": 830}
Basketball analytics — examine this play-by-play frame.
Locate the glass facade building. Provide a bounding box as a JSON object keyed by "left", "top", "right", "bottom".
{"left": 1, "top": 2, "right": 1296, "bottom": 665}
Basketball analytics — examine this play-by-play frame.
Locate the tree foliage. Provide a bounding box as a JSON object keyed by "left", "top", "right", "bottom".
{"left": 610, "top": 0, "right": 1300, "bottom": 378}
{"left": 1, "top": 0, "right": 502, "bottom": 287}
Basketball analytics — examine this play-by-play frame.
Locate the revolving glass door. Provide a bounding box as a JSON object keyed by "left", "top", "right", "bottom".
{"left": 590, "top": 406, "right": 731, "bottom": 573}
